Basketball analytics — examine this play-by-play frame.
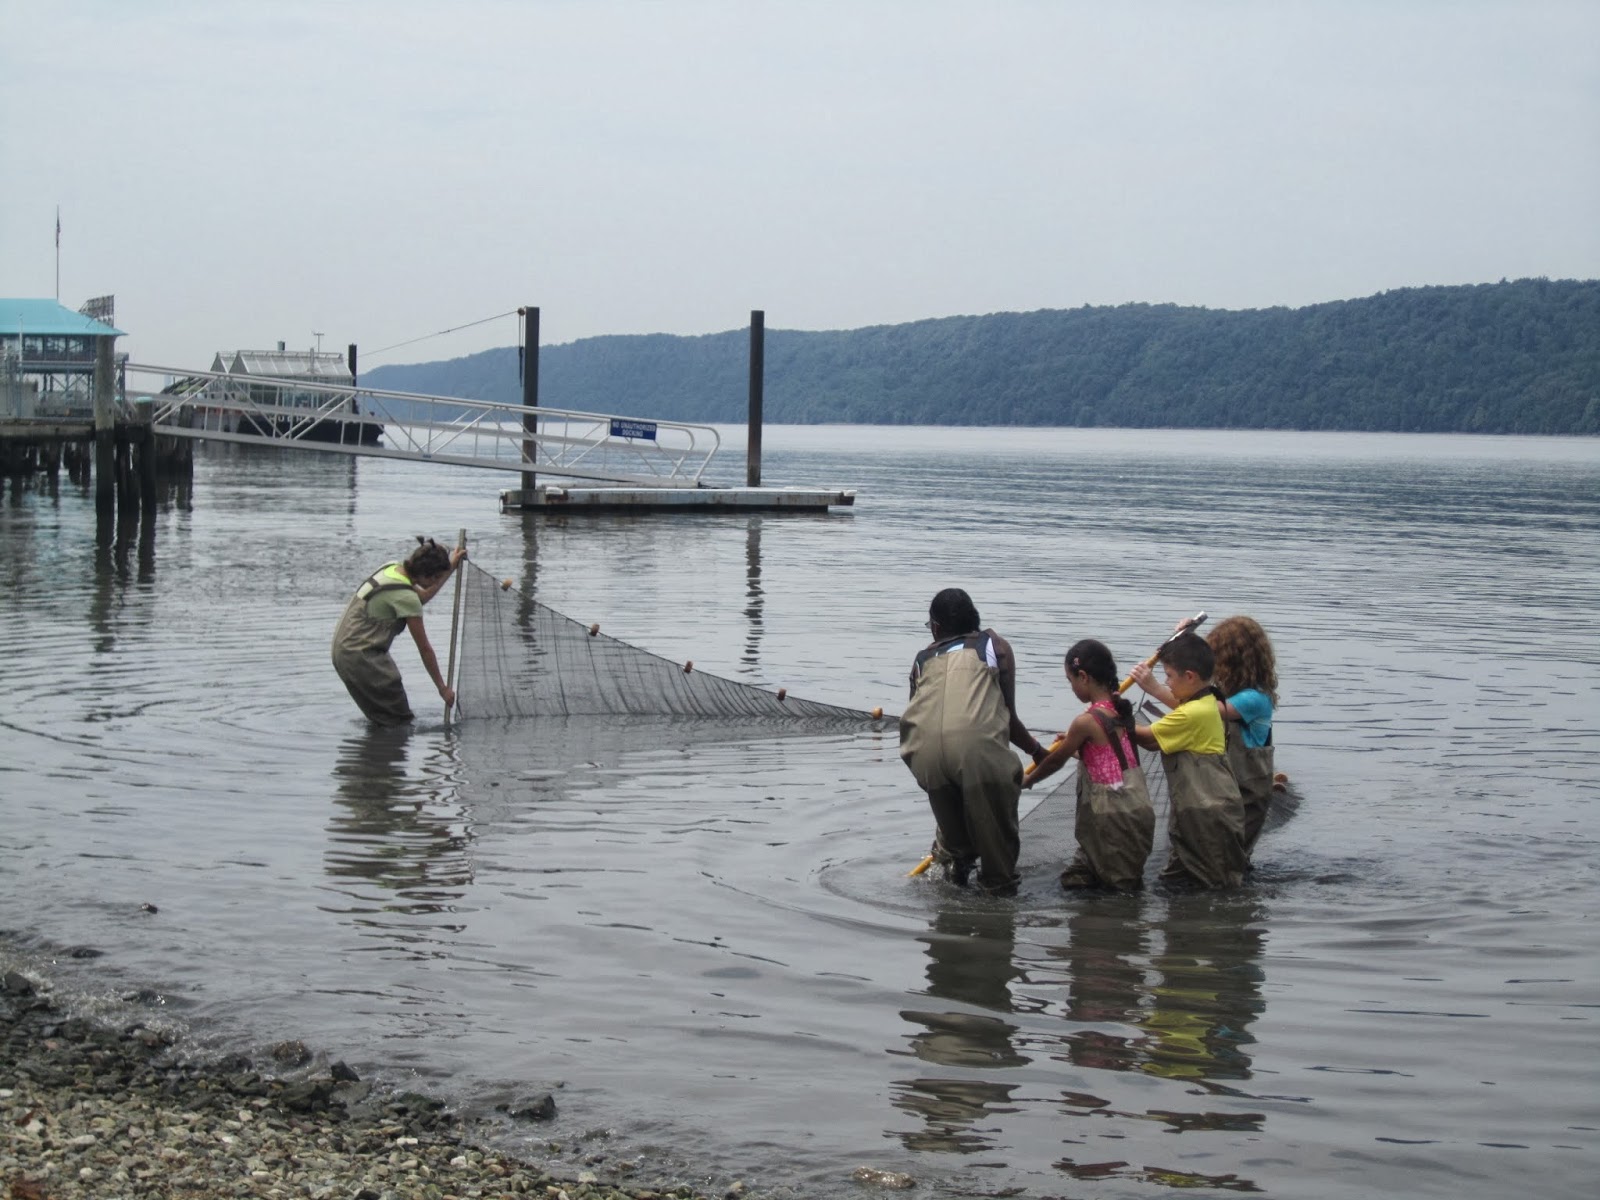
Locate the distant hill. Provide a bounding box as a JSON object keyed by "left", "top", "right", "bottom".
{"left": 362, "top": 279, "right": 1600, "bottom": 435}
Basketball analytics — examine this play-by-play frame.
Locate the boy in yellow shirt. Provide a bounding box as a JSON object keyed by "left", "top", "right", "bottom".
{"left": 1130, "top": 632, "right": 1248, "bottom": 888}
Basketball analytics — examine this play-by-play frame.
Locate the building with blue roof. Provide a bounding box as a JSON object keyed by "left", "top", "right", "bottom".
{"left": 1, "top": 297, "right": 124, "bottom": 418}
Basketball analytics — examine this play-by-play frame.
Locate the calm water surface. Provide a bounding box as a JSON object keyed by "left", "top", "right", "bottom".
{"left": 2, "top": 426, "right": 1597, "bottom": 1199}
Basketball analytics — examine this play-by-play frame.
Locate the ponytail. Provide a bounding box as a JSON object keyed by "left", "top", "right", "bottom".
{"left": 403, "top": 536, "right": 452, "bottom": 581}
{"left": 1067, "top": 639, "right": 1136, "bottom": 736}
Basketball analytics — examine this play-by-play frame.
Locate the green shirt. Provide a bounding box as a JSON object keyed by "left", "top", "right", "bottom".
{"left": 366, "top": 563, "right": 423, "bottom": 623}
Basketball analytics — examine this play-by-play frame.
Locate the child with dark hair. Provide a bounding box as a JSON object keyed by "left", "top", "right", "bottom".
{"left": 1129, "top": 632, "right": 1248, "bottom": 888}
{"left": 1024, "top": 639, "right": 1154, "bottom": 891}
{"left": 331, "top": 536, "right": 466, "bottom": 725}
{"left": 1207, "top": 616, "right": 1279, "bottom": 854}
{"left": 899, "top": 587, "right": 1046, "bottom": 897}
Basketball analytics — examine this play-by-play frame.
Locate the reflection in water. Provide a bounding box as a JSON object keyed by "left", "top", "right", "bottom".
{"left": 889, "top": 893, "right": 1270, "bottom": 1183}
{"left": 741, "top": 515, "right": 763, "bottom": 672}
{"left": 891, "top": 905, "right": 1025, "bottom": 1153}
{"left": 323, "top": 727, "right": 475, "bottom": 941}
{"left": 1049, "top": 893, "right": 1268, "bottom": 1191}
{"left": 157, "top": 472, "right": 193, "bottom": 512}
{"left": 1055, "top": 901, "right": 1152, "bottom": 1074}
{"left": 88, "top": 508, "right": 156, "bottom": 655}
{"left": 1048, "top": 894, "right": 1266, "bottom": 1087}
{"left": 1140, "top": 894, "right": 1266, "bottom": 1086}
{"left": 519, "top": 510, "right": 543, "bottom": 615}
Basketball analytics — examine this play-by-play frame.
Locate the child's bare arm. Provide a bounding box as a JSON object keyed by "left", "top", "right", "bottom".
{"left": 1022, "top": 740, "right": 1070, "bottom": 788}
{"left": 1022, "top": 713, "right": 1096, "bottom": 789}
{"left": 1132, "top": 724, "right": 1160, "bottom": 751}
{"left": 1128, "top": 662, "right": 1178, "bottom": 709}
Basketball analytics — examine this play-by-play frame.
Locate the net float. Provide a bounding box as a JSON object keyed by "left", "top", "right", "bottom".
{"left": 500, "top": 578, "right": 514, "bottom": 590}
{"left": 870, "top": 706, "right": 883, "bottom": 720}
{"left": 777, "top": 688, "right": 787, "bottom": 701}
{"left": 683, "top": 660, "right": 694, "bottom": 673}
{"left": 588, "top": 623, "right": 600, "bottom": 636}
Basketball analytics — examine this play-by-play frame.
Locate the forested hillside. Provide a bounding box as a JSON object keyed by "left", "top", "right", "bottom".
{"left": 363, "top": 279, "right": 1600, "bottom": 434}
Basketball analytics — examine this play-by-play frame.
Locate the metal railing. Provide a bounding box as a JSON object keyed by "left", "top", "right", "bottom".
{"left": 123, "top": 363, "right": 722, "bottom": 488}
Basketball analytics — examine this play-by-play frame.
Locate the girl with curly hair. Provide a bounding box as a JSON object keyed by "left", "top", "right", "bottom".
{"left": 1205, "top": 616, "right": 1278, "bottom": 854}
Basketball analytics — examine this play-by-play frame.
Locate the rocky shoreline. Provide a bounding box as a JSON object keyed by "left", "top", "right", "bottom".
{"left": 1, "top": 968, "right": 723, "bottom": 1200}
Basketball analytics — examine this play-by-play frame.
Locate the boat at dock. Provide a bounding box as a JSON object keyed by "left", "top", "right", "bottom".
{"left": 190, "top": 345, "right": 382, "bottom": 447}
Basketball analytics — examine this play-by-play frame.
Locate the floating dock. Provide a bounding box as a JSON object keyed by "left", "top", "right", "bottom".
{"left": 500, "top": 485, "right": 856, "bottom": 512}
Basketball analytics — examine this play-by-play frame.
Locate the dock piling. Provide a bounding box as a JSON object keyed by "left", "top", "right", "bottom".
{"left": 747, "top": 310, "right": 764, "bottom": 488}
{"left": 93, "top": 335, "right": 116, "bottom": 515}
{"left": 135, "top": 398, "right": 157, "bottom": 513}
{"left": 520, "top": 306, "right": 539, "bottom": 494}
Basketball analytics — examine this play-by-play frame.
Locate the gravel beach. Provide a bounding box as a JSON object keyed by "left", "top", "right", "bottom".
{"left": 1, "top": 966, "right": 725, "bottom": 1200}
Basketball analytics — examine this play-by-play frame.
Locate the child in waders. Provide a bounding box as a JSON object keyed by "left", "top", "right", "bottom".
{"left": 331, "top": 537, "right": 465, "bottom": 725}
{"left": 899, "top": 588, "right": 1047, "bottom": 897}
{"left": 1130, "top": 632, "right": 1248, "bottom": 888}
{"left": 1206, "top": 616, "right": 1278, "bottom": 857}
{"left": 1023, "top": 639, "right": 1154, "bottom": 891}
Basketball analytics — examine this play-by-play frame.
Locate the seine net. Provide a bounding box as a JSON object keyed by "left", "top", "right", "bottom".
{"left": 448, "top": 561, "right": 879, "bottom": 723}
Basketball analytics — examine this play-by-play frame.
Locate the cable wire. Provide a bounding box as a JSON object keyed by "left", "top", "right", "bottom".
{"left": 362, "top": 310, "right": 521, "bottom": 362}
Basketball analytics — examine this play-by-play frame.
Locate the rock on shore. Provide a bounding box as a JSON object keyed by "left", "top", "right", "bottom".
{"left": 1, "top": 970, "right": 716, "bottom": 1200}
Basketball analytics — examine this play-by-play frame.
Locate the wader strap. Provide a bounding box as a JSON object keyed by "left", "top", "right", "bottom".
{"left": 912, "top": 631, "right": 992, "bottom": 678}
{"left": 355, "top": 566, "right": 416, "bottom": 603}
{"left": 1088, "top": 707, "right": 1132, "bottom": 772}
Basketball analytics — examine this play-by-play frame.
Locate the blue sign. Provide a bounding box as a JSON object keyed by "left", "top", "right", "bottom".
{"left": 610, "top": 418, "right": 658, "bottom": 441}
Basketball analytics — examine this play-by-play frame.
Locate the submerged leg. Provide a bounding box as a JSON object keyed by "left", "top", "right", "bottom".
{"left": 926, "top": 784, "right": 977, "bottom": 885}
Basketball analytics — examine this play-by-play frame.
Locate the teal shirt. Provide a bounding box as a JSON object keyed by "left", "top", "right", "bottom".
{"left": 1228, "top": 688, "right": 1273, "bottom": 748}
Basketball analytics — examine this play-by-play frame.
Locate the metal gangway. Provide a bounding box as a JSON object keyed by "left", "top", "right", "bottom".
{"left": 122, "top": 362, "right": 721, "bottom": 488}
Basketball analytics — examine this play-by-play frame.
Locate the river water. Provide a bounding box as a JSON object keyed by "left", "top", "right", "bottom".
{"left": 1, "top": 427, "right": 1596, "bottom": 1198}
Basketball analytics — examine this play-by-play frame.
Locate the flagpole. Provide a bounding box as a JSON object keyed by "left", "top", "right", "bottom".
{"left": 55, "top": 207, "right": 60, "bottom": 301}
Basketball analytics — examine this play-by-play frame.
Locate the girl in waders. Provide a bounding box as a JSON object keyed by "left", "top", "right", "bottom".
{"left": 1207, "top": 616, "right": 1278, "bottom": 857}
{"left": 1023, "top": 639, "right": 1155, "bottom": 891}
{"left": 899, "top": 588, "right": 1046, "bottom": 897}
{"left": 331, "top": 538, "right": 466, "bottom": 725}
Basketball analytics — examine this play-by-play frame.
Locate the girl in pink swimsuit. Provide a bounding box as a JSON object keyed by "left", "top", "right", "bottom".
{"left": 1023, "top": 639, "right": 1155, "bottom": 890}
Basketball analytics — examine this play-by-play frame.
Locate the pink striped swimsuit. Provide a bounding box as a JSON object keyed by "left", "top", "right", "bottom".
{"left": 1080, "top": 701, "right": 1136, "bottom": 786}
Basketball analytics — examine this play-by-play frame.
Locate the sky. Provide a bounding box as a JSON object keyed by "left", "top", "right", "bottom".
{"left": 3, "top": 0, "right": 1597, "bottom": 372}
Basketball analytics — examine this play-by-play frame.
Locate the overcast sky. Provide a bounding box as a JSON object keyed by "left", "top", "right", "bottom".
{"left": 3, "top": 0, "right": 1597, "bottom": 371}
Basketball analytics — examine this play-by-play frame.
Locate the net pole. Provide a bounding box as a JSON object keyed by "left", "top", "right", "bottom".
{"left": 443, "top": 528, "right": 467, "bottom": 726}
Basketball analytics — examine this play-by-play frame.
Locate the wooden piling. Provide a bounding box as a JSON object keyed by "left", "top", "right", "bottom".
{"left": 345, "top": 343, "right": 360, "bottom": 445}
{"left": 93, "top": 335, "right": 115, "bottom": 514}
{"left": 135, "top": 399, "right": 157, "bottom": 512}
{"left": 747, "top": 310, "right": 764, "bottom": 488}
{"left": 115, "top": 432, "right": 135, "bottom": 516}
{"left": 520, "top": 306, "right": 539, "bottom": 494}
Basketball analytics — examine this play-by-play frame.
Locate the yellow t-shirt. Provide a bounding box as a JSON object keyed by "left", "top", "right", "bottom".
{"left": 1151, "top": 693, "right": 1226, "bottom": 756}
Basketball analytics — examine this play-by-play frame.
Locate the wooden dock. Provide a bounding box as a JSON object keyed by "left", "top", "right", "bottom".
{"left": 0, "top": 420, "right": 90, "bottom": 476}
{"left": 501, "top": 485, "right": 856, "bottom": 512}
